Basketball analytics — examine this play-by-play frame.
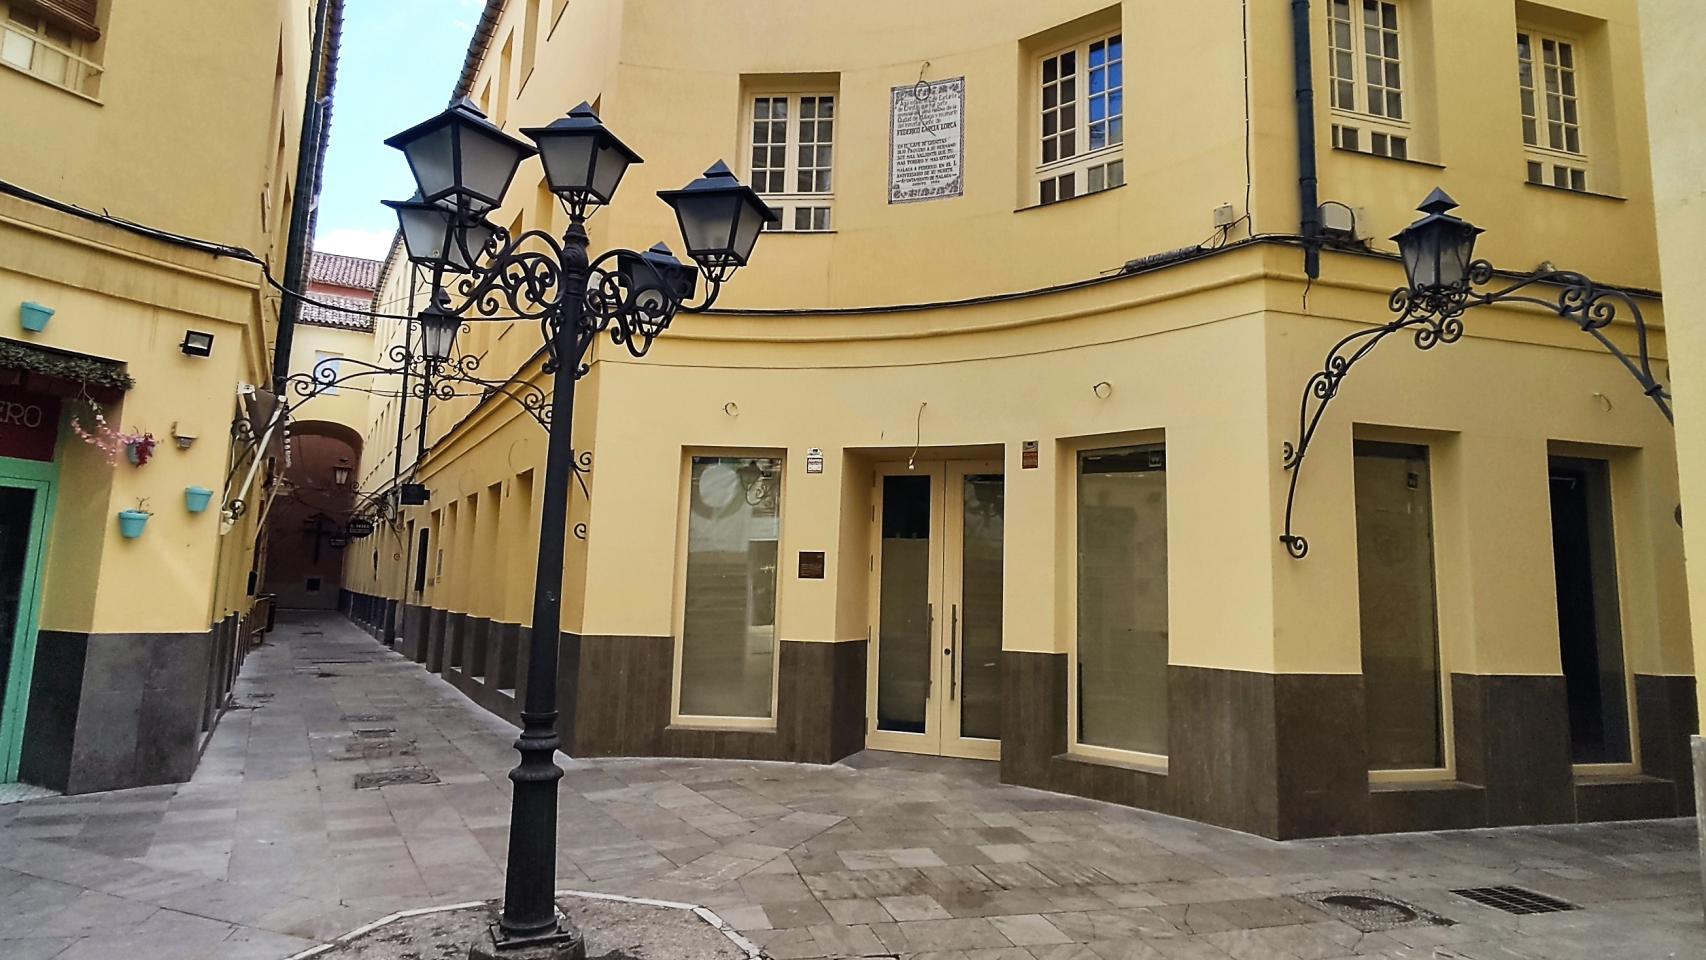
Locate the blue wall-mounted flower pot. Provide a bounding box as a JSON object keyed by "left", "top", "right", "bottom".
{"left": 184, "top": 486, "right": 214, "bottom": 513}
{"left": 19, "top": 301, "right": 53, "bottom": 333}
{"left": 117, "top": 510, "right": 151, "bottom": 539}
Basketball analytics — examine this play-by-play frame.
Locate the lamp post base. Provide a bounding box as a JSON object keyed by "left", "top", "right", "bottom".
{"left": 468, "top": 922, "right": 585, "bottom": 960}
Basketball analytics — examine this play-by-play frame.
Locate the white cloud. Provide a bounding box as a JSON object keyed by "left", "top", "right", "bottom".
{"left": 314, "top": 227, "right": 395, "bottom": 260}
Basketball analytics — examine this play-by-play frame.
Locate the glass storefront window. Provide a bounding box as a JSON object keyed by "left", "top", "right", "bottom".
{"left": 679, "top": 456, "right": 781, "bottom": 720}
{"left": 1354, "top": 440, "right": 1445, "bottom": 771}
{"left": 1075, "top": 444, "right": 1168, "bottom": 756}
{"left": 1548, "top": 455, "right": 1630, "bottom": 765}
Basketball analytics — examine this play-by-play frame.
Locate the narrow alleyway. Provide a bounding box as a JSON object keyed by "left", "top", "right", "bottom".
{"left": 0, "top": 612, "right": 1700, "bottom": 960}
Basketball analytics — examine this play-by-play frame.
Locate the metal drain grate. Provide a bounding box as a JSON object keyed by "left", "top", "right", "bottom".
{"left": 352, "top": 727, "right": 397, "bottom": 738}
{"left": 341, "top": 714, "right": 395, "bottom": 723}
{"left": 354, "top": 768, "right": 439, "bottom": 789}
{"left": 1297, "top": 890, "right": 1453, "bottom": 932}
{"left": 1451, "top": 886, "right": 1576, "bottom": 915}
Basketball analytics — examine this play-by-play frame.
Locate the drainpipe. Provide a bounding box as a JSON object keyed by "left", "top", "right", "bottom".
{"left": 272, "top": 0, "right": 334, "bottom": 392}
{"left": 1291, "top": 0, "right": 1321, "bottom": 279}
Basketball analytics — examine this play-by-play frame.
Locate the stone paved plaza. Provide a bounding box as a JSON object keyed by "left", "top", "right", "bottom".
{"left": 1, "top": 612, "right": 1701, "bottom": 960}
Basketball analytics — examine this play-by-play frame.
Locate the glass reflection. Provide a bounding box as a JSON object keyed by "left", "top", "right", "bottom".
{"left": 1076, "top": 445, "right": 1168, "bottom": 755}
{"left": 680, "top": 456, "right": 780, "bottom": 719}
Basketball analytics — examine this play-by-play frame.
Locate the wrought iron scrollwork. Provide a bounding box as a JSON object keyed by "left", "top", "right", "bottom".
{"left": 1280, "top": 260, "right": 1672, "bottom": 560}
{"left": 282, "top": 203, "right": 728, "bottom": 549}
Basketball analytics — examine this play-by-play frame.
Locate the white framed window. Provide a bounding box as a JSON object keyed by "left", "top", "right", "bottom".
{"left": 1069, "top": 441, "right": 1169, "bottom": 769}
{"left": 1354, "top": 439, "right": 1450, "bottom": 780}
{"left": 1036, "top": 31, "right": 1124, "bottom": 205}
{"left": 1, "top": 1, "right": 102, "bottom": 96}
{"left": 312, "top": 351, "right": 343, "bottom": 395}
{"left": 746, "top": 93, "right": 835, "bottom": 232}
{"left": 1327, "top": 0, "right": 1410, "bottom": 161}
{"left": 1518, "top": 30, "right": 1588, "bottom": 192}
{"left": 673, "top": 454, "right": 783, "bottom": 727}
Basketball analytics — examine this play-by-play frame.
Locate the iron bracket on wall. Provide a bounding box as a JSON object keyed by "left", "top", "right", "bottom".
{"left": 1279, "top": 262, "right": 1673, "bottom": 559}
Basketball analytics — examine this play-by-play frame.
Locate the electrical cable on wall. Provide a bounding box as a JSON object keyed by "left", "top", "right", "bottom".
{"left": 907, "top": 402, "right": 927, "bottom": 471}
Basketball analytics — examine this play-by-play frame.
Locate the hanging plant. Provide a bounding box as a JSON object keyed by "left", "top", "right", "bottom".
{"left": 122, "top": 431, "right": 157, "bottom": 466}
{"left": 68, "top": 398, "right": 155, "bottom": 467}
{"left": 69, "top": 397, "right": 123, "bottom": 465}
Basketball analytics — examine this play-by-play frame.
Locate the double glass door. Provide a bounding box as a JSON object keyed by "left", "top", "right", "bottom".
{"left": 868, "top": 461, "right": 1003, "bottom": 760}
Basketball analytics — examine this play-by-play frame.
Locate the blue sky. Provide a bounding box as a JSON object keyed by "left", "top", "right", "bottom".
{"left": 314, "top": 0, "right": 483, "bottom": 260}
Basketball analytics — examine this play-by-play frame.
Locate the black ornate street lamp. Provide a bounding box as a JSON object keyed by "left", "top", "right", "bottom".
{"left": 1279, "top": 188, "right": 1673, "bottom": 560}
{"left": 374, "top": 98, "right": 773, "bottom": 959}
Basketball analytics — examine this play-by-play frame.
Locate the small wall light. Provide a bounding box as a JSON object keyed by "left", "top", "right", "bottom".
{"left": 333, "top": 465, "right": 351, "bottom": 486}
{"left": 180, "top": 330, "right": 215, "bottom": 357}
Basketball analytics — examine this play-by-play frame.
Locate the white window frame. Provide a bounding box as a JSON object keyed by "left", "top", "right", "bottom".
{"left": 1034, "top": 29, "right": 1125, "bottom": 206}
{"left": 1518, "top": 29, "right": 1590, "bottom": 192}
{"left": 670, "top": 449, "right": 785, "bottom": 730}
{"left": 1064, "top": 432, "right": 1171, "bottom": 773}
{"left": 0, "top": 1, "right": 102, "bottom": 97}
{"left": 744, "top": 92, "right": 836, "bottom": 233}
{"left": 1352, "top": 434, "right": 1456, "bottom": 784}
{"left": 1326, "top": 0, "right": 1412, "bottom": 161}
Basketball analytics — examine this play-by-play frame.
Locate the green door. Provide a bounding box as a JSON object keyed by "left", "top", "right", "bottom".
{"left": 0, "top": 458, "right": 55, "bottom": 784}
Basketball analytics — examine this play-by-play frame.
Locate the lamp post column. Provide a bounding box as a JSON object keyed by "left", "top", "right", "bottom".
{"left": 489, "top": 217, "right": 590, "bottom": 957}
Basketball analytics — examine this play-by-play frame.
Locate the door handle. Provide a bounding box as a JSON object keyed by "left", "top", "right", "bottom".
{"left": 926, "top": 602, "right": 934, "bottom": 701}
{"left": 948, "top": 603, "right": 958, "bottom": 700}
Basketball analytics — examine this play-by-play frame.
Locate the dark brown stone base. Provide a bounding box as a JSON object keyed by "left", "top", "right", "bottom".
{"left": 400, "top": 603, "right": 427, "bottom": 662}
{"left": 19, "top": 628, "right": 217, "bottom": 794}
{"left": 999, "top": 656, "right": 1697, "bottom": 839}
{"left": 1000, "top": 654, "right": 1366, "bottom": 838}
{"left": 1636, "top": 674, "right": 1699, "bottom": 816}
{"left": 342, "top": 601, "right": 1699, "bottom": 840}
{"left": 1450, "top": 673, "right": 1574, "bottom": 825}
{"left": 572, "top": 635, "right": 866, "bottom": 764}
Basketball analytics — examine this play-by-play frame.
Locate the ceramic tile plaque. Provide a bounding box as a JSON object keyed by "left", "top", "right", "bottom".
{"left": 889, "top": 76, "right": 965, "bottom": 203}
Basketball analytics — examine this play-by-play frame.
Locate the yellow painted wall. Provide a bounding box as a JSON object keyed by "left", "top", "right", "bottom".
{"left": 288, "top": 324, "right": 377, "bottom": 431}
{"left": 1639, "top": 0, "right": 1706, "bottom": 728}
{"left": 0, "top": 0, "right": 324, "bottom": 634}
{"left": 346, "top": 0, "right": 1686, "bottom": 731}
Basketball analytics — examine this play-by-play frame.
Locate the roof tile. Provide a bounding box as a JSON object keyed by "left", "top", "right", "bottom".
{"left": 299, "top": 292, "right": 375, "bottom": 331}
{"left": 309, "top": 251, "right": 382, "bottom": 291}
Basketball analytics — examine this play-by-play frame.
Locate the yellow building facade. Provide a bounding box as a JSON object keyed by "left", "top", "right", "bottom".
{"left": 0, "top": 0, "right": 335, "bottom": 793}
{"left": 1638, "top": 0, "right": 1706, "bottom": 881}
{"left": 344, "top": 0, "right": 1692, "bottom": 838}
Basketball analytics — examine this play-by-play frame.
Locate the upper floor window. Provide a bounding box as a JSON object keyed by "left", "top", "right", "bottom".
{"left": 1327, "top": 0, "right": 1408, "bottom": 160}
{"left": 1518, "top": 30, "right": 1587, "bottom": 192}
{"left": 746, "top": 93, "right": 834, "bottom": 232}
{"left": 1, "top": 0, "right": 102, "bottom": 97}
{"left": 312, "top": 351, "right": 343, "bottom": 396}
{"left": 1036, "top": 31, "right": 1124, "bottom": 205}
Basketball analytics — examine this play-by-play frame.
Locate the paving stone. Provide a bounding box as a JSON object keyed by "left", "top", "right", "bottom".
{"left": 2, "top": 612, "right": 1699, "bottom": 960}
